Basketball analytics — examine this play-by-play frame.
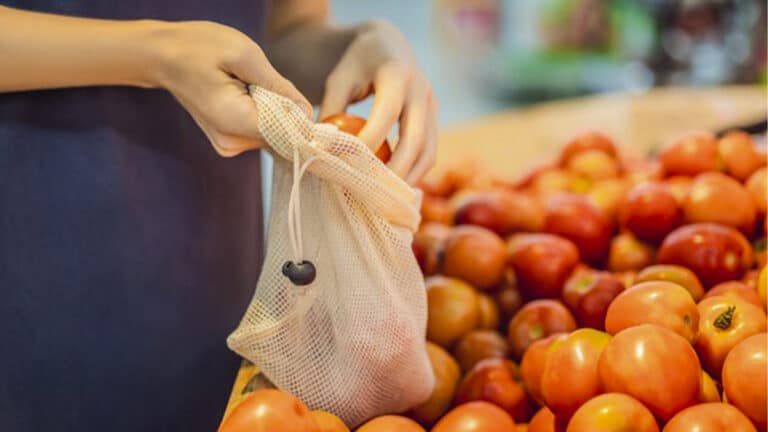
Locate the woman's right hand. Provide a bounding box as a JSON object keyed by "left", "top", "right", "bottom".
{"left": 152, "top": 21, "right": 313, "bottom": 157}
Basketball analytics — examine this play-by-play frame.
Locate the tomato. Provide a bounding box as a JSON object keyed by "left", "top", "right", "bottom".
{"left": 357, "top": 416, "right": 425, "bottom": 432}
{"left": 704, "top": 281, "right": 763, "bottom": 309}
{"left": 421, "top": 196, "right": 455, "bottom": 226}
{"left": 722, "top": 333, "right": 767, "bottom": 429}
{"left": 407, "top": 342, "right": 460, "bottom": 426}
{"left": 441, "top": 225, "right": 507, "bottom": 290}
{"left": 566, "top": 393, "right": 658, "bottom": 432}
{"left": 432, "top": 401, "right": 516, "bottom": 432}
{"left": 495, "top": 277, "right": 525, "bottom": 324}
{"left": 454, "top": 358, "right": 535, "bottom": 422}
{"left": 321, "top": 114, "right": 391, "bottom": 163}
{"left": 520, "top": 333, "right": 567, "bottom": 405}
{"left": 507, "top": 300, "right": 577, "bottom": 359}
{"left": 312, "top": 411, "right": 349, "bottom": 432}
{"left": 527, "top": 407, "right": 564, "bottom": 432}
{"left": 508, "top": 233, "right": 580, "bottom": 299}
{"left": 659, "top": 132, "right": 720, "bottom": 176}
{"left": 565, "top": 149, "right": 619, "bottom": 181}
{"left": 718, "top": 130, "right": 765, "bottom": 181}
{"left": 540, "top": 329, "right": 612, "bottom": 418}
{"left": 412, "top": 223, "right": 451, "bottom": 276}
{"left": 559, "top": 131, "right": 617, "bottom": 165}
{"left": 477, "top": 293, "right": 501, "bottom": 330}
{"left": 452, "top": 330, "right": 509, "bottom": 373}
{"left": 544, "top": 193, "right": 613, "bottom": 264}
{"left": 516, "top": 425, "right": 529, "bottom": 432}
{"left": 453, "top": 189, "right": 544, "bottom": 235}
{"left": 657, "top": 223, "right": 753, "bottom": 288}
{"left": 598, "top": 324, "right": 701, "bottom": 421}
{"left": 419, "top": 173, "right": 457, "bottom": 198}
{"left": 664, "top": 403, "right": 757, "bottom": 432}
{"left": 586, "top": 178, "right": 630, "bottom": 220}
{"left": 425, "top": 276, "right": 480, "bottom": 348}
{"left": 663, "top": 175, "right": 693, "bottom": 205}
{"left": 695, "top": 295, "right": 766, "bottom": 378}
{"left": 759, "top": 266, "right": 767, "bottom": 309}
{"left": 531, "top": 169, "right": 579, "bottom": 198}
{"left": 219, "top": 389, "right": 318, "bottom": 432}
{"left": 605, "top": 281, "right": 699, "bottom": 343}
{"left": 635, "top": 264, "right": 705, "bottom": 302}
{"left": 619, "top": 182, "right": 681, "bottom": 243}
{"left": 746, "top": 167, "right": 767, "bottom": 216}
{"left": 562, "top": 270, "right": 625, "bottom": 329}
{"left": 607, "top": 232, "right": 654, "bottom": 272}
{"left": 683, "top": 172, "right": 756, "bottom": 234}
{"left": 699, "top": 371, "right": 720, "bottom": 403}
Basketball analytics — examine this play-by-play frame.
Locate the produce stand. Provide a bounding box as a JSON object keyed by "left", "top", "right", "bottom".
{"left": 220, "top": 85, "right": 766, "bottom": 425}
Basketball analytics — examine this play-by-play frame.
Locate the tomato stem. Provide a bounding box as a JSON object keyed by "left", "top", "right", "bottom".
{"left": 713, "top": 306, "right": 736, "bottom": 330}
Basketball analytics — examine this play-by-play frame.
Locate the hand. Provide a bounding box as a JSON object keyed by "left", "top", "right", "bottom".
{"left": 154, "top": 21, "right": 313, "bottom": 157}
{"left": 317, "top": 21, "right": 438, "bottom": 184}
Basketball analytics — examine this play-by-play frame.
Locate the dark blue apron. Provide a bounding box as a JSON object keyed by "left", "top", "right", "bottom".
{"left": 0, "top": 2, "right": 265, "bottom": 430}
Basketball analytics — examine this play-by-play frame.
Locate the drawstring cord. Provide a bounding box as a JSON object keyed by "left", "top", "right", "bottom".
{"left": 282, "top": 143, "right": 318, "bottom": 286}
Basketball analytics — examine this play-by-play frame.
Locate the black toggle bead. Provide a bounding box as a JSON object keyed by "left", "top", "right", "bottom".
{"left": 281, "top": 260, "right": 316, "bottom": 286}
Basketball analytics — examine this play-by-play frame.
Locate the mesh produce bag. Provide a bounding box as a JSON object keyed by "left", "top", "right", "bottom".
{"left": 226, "top": 86, "right": 434, "bottom": 426}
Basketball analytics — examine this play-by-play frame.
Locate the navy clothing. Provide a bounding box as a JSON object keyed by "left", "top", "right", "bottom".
{"left": 0, "top": 1, "right": 265, "bottom": 431}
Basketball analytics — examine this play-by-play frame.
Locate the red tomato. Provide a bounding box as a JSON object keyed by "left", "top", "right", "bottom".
{"left": 540, "top": 329, "right": 612, "bottom": 418}
{"left": 664, "top": 403, "right": 757, "bottom": 432}
{"left": 412, "top": 223, "right": 451, "bottom": 276}
{"left": 559, "top": 131, "right": 617, "bottom": 165}
{"left": 706, "top": 280, "right": 763, "bottom": 309}
{"left": 695, "top": 295, "right": 766, "bottom": 378}
{"left": 657, "top": 223, "right": 753, "bottom": 288}
{"left": 607, "top": 232, "right": 654, "bottom": 273}
{"left": 544, "top": 193, "right": 613, "bottom": 264}
{"left": 520, "top": 333, "right": 567, "bottom": 405}
{"left": 357, "top": 416, "right": 425, "bottom": 432}
{"left": 566, "top": 393, "right": 659, "bottom": 432}
{"left": 659, "top": 132, "right": 720, "bottom": 176}
{"left": 619, "top": 182, "right": 681, "bottom": 244}
{"left": 454, "top": 358, "right": 535, "bottom": 422}
{"left": 441, "top": 225, "right": 507, "bottom": 290}
{"left": 562, "top": 270, "right": 625, "bottom": 329}
{"left": 453, "top": 189, "right": 544, "bottom": 235}
{"left": 605, "top": 281, "right": 699, "bottom": 343}
{"left": 321, "top": 114, "right": 391, "bottom": 163}
{"left": 527, "top": 407, "right": 563, "bottom": 432}
{"left": 718, "top": 130, "right": 765, "bottom": 181}
{"left": 508, "top": 233, "right": 581, "bottom": 299}
{"left": 432, "top": 401, "right": 516, "bottom": 432}
{"left": 635, "top": 264, "right": 705, "bottom": 302}
{"left": 683, "top": 172, "right": 756, "bottom": 234}
{"left": 598, "top": 324, "right": 701, "bottom": 421}
{"left": 452, "top": 330, "right": 509, "bottom": 373}
{"left": 219, "top": 389, "right": 318, "bottom": 432}
{"left": 722, "top": 333, "right": 767, "bottom": 429}
{"left": 507, "top": 300, "right": 577, "bottom": 359}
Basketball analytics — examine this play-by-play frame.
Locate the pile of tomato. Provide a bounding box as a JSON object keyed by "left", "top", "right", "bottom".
{"left": 220, "top": 130, "right": 767, "bottom": 432}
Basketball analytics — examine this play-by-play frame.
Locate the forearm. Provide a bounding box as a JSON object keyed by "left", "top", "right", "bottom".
{"left": 0, "top": 6, "right": 168, "bottom": 92}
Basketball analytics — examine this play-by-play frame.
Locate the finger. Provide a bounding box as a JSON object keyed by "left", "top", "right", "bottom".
{"left": 357, "top": 63, "right": 409, "bottom": 152}
{"left": 319, "top": 66, "right": 356, "bottom": 120}
{"left": 388, "top": 84, "right": 427, "bottom": 178}
{"left": 406, "top": 96, "right": 438, "bottom": 184}
{"left": 229, "top": 44, "right": 313, "bottom": 118}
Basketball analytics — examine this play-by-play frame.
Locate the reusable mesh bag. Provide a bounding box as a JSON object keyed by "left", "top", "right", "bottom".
{"left": 226, "top": 86, "right": 434, "bottom": 426}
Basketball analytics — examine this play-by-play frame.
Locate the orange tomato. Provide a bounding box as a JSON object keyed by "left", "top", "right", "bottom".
{"left": 507, "top": 300, "right": 577, "bottom": 359}
{"left": 357, "top": 416, "right": 425, "bottom": 432}
{"left": 718, "top": 130, "right": 765, "bottom": 181}
{"left": 746, "top": 167, "right": 767, "bottom": 215}
{"left": 312, "top": 411, "right": 349, "bottom": 432}
{"left": 477, "top": 293, "right": 501, "bottom": 330}
{"left": 540, "top": 329, "right": 612, "bottom": 418}
{"left": 408, "top": 342, "right": 461, "bottom": 426}
{"left": 433, "top": 401, "right": 516, "bottom": 432}
{"left": 520, "top": 333, "right": 568, "bottom": 405}
{"left": 664, "top": 403, "right": 757, "bottom": 432}
{"left": 598, "top": 324, "right": 701, "bottom": 421}
{"left": 441, "top": 225, "right": 507, "bottom": 290}
{"left": 527, "top": 407, "right": 562, "bottom": 432}
{"left": 559, "top": 131, "right": 617, "bottom": 165}
{"left": 704, "top": 281, "right": 763, "bottom": 309}
{"left": 218, "top": 389, "right": 318, "bottom": 432}
{"left": 566, "top": 393, "right": 658, "bottom": 432}
{"left": 722, "top": 333, "right": 767, "bottom": 429}
{"left": 452, "top": 330, "right": 509, "bottom": 373}
{"left": 659, "top": 132, "right": 720, "bottom": 176}
{"left": 699, "top": 371, "right": 720, "bottom": 403}
{"left": 605, "top": 281, "right": 699, "bottom": 343}
{"left": 683, "top": 172, "right": 756, "bottom": 234}
{"left": 454, "top": 358, "right": 535, "bottom": 423}
{"left": 635, "top": 264, "right": 705, "bottom": 302}
{"left": 321, "top": 114, "right": 391, "bottom": 163}
{"left": 425, "top": 276, "right": 480, "bottom": 348}
{"left": 695, "top": 295, "right": 766, "bottom": 378}
{"left": 420, "top": 196, "right": 455, "bottom": 226}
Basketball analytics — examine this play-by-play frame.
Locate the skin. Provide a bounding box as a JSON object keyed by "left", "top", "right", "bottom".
{"left": 0, "top": 2, "right": 436, "bottom": 183}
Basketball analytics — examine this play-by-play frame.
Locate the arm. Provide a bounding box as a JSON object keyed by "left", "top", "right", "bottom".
{"left": 0, "top": 6, "right": 311, "bottom": 157}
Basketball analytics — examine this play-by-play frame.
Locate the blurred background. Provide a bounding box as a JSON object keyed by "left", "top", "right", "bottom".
{"left": 332, "top": 0, "right": 767, "bottom": 126}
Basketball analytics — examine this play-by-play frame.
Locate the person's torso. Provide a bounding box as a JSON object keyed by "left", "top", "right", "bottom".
{"left": 0, "top": 1, "right": 266, "bottom": 430}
